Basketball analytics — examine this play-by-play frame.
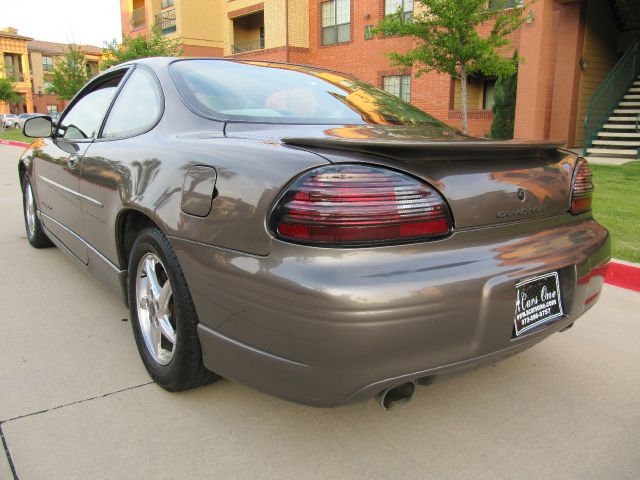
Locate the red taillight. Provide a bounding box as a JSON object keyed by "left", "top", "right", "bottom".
{"left": 570, "top": 158, "right": 594, "bottom": 214}
{"left": 271, "top": 165, "right": 451, "bottom": 245}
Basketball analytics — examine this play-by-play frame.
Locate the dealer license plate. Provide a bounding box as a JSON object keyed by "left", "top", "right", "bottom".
{"left": 513, "top": 272, "right": 564, "bottom": 337}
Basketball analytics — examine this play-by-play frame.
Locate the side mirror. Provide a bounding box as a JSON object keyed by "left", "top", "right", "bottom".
{"left": 24, "top": 116, "right": 53, "bottom": 138}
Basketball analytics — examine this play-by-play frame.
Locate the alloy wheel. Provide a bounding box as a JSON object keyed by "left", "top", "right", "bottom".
{"left": 25, "top": 183, "right": 37, "bottom": 239}
{"left": 135, "top": 253, "right": 177, "bottom": 365}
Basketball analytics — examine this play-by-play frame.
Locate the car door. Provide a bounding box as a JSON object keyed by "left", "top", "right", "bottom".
{"left": 79, "top": 66, "right": 164, "bottom": 264}
{"left": 33, "top": 69, "right": 128, "bottom": 264}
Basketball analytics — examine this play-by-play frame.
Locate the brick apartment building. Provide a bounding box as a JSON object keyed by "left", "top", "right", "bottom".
{"left": 119, "top": 0, "right": 639, "bottom": 152}
{"left": 0, "top": 27, "right": 103, "bottom": 116}
{"left": 28, "top": 40, "right": 102, "bottom": 115}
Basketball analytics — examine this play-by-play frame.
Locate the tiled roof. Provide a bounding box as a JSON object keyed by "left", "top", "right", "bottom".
{"left": 0, "top": 28, "right": 33, "bottom": 41}
{"left": 27, "top": 39, "right": 103, "bottom": 56}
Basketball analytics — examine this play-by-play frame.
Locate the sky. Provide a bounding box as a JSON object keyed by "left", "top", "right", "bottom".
{"left": 2, "top": 0, "right": 122, "bottom": 47}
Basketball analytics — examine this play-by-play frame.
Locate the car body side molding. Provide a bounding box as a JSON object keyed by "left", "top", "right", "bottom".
{"left": 39, "top": 175, "right": 104, "bottom": 208}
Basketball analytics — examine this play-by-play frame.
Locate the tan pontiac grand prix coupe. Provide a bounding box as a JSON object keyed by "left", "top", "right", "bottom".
{"left": 19, "top": 58, "right": 610, "bottom": 409}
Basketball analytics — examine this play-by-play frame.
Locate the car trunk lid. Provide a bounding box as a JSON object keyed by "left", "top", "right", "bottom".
{"left": 224, "top": 124, "right": 576, "bottom": 229}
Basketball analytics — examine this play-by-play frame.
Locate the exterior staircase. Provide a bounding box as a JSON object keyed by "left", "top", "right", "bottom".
{"left": 584, "top": 40, "right": 640, "bottom": 164}
{"left": 586, "top": 76, "right": 640, "bottom": 162}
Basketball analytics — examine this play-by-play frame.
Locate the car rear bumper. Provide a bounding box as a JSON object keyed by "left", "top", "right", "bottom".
{"left": 171, "top": 214, "right": 610, "bottom": 407}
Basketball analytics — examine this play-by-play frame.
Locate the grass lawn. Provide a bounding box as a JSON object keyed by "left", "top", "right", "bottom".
{"left": 0, "top": 128, "right": 31, "bottom": 144}
{"left": 590, "top": 161, "right": 640, "bottom": 263}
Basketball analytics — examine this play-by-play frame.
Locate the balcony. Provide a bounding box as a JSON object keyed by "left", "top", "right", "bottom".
{"left": 155, "top": 8, "right": 176, "bottom": 35}
{"left": 231, "top": 11, "right": 264, "bottom": 55}
{"left": 131, "top": 7, "right": 146, "bottom": 29}
{"left": 4, "top": 66, "right": 24, "bottom": 82}
{"left": 232, "top": 38, "right": 265, "bottom": 54}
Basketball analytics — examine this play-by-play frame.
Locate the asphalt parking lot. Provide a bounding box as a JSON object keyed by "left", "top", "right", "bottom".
{"left": 1, "top": 144, "right": 639, "bottom": 480}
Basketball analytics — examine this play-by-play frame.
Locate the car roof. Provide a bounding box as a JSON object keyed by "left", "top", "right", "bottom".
{"left": 107, "top": 56, "right": 353, "bottom": 82}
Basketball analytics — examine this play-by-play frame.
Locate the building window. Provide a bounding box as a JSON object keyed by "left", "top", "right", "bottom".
{"left": 364, "top": 25, "right": 374, "bottom": 40}
{"left": 322, "top": 0, "right": 350, "bottom": 46}
{"left": 451, "top": 76, "right": 497, "bottom": 110}
{"left": 483, "top": 80, "right": 496, "bottom": 110}
{"left": 42, "top": 56, "right": 53, "bottom": 72}
{"left": 161, "top": 0, "right": 174, "bottom": 9}
{"left": 43, "top": 81, "right": 53, "bottom": 92}
{"left": 383, "top": 75, "right": 411, "bottom": 102}
{"left": 488, "top": 0, "right": 521, "bottom": 10}
{"left": 131, "top": 0, "right": 146, "bottom": 29}
{"left": 385, "top": 0, "right": 413, "bottom": 21}
{"left": 3, "top": 54, "right": 24, "bottom": 82}
{"left": 47, "top": 105, "right": 58, "bottom": 114}
{"left": 156, "top": 7, "right": 176, "bottom": 35}
{"left": 232, "top": 11, "right": 265, "bottom": 53}
{"left": 85, "top": 61, "right": 99, "bottom": 78}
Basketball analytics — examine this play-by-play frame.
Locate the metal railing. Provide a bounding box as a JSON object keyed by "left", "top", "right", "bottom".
{"left": 155, "top": 8, "right": 176, "bottom": 35}
{"left": 584, "top": 39, "right": 640, "bottom": 149}
{"left": 131, "top": 7, "right": 146, "bottom": 28}
{"left": 232, "top": 38, "right": 265, "bottom": 54}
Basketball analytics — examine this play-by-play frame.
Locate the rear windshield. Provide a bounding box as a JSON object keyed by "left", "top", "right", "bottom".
{"left": 170, "top": 59, "right": 447, "bottom": 126}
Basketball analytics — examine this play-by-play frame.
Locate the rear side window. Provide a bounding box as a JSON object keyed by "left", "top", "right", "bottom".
{"left": 58, "top": 73, "right": 124, "bottom": 140}
{"left": 102, "top": 68, "right": 162, "bottom": 139}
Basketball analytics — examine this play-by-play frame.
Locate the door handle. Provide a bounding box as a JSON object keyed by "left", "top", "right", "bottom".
{"left": 67, "top": 154, "right": 79, "bottom": 169}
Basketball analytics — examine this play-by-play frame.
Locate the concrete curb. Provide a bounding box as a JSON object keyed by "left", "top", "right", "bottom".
{"left": 0, "top": 140, "right": 29, "bottom": 148}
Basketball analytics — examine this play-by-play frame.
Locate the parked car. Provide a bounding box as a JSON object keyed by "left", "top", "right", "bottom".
{"left": 0, "top": 114, "right": 19, "bottom": 128}
{"left": 18, "top": 58, "right": 610, "bottom": 409}
{"left": 49, "top": 112, "right": 62, "bottom": 124}
{"left": 16, "top": 113, "right": 45, "bottom": 130}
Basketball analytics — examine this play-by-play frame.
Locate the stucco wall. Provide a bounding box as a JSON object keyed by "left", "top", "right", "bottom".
{"left": 0, "top": 33, "right": 33, "bottom": 114}
{"left": 179, "top": 0, "right": 226, "bottom": 51}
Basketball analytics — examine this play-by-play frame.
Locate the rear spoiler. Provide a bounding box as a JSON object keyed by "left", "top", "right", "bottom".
{"left": 282, "top": 137, "right": 564, "bottom": 155}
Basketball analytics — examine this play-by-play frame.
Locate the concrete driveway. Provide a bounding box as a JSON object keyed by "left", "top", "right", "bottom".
{"left": 1, "top": 144, "right": 639, "bottom": 480}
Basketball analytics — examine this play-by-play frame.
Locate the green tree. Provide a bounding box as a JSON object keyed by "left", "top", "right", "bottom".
{"left": 100, "top": 30, "right": 182, "bottom": 70}
{"left": 46, "top": 45, "right": 89, "bottom": 100}
{"left": 490, "top": 52, "right": 518, "bottom": 139}
{"left": 0, "top": 76, "right": 20, "bottom": 104}
{"left": 0, "top": 74, "right": 20, "bottom": 133}
{"left": 375, "top": 0, "right": 528, "bottom": 133}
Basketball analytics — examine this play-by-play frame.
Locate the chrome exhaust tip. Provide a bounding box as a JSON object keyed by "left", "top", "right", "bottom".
{"left": 376, "top": 382, "right": 416, "bottom": 410}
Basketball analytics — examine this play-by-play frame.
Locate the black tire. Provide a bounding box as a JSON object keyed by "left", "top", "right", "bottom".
{"left": 128, "top": 226, "right": 219, "bottom": 391}
{"left": 22, "top": 175, "right": 54, "bottom": 248}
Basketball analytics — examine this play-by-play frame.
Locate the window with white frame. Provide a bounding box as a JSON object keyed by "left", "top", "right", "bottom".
{"left": 383, "top": 75, "right": 411, "bottom": 102}
{"left": 161, "top": 0, "right": 174, "bottom": 9}
{"left": 47, "top": 105, "right": 58, "bottom": 114}
{"left": 385, "top": 0, "right": 413, "bottom": 21}
{"left": 321, "top": 0, "right": 350, "bottom": 46}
